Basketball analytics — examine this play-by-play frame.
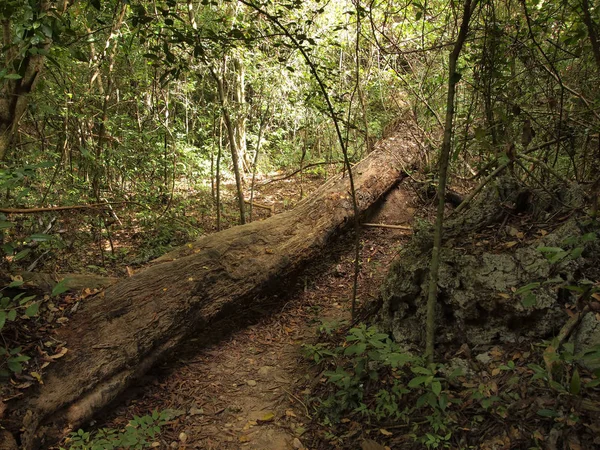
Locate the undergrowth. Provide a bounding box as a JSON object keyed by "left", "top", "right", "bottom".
{"left": 302, "top": 324, "right": 600, "bottom": 449}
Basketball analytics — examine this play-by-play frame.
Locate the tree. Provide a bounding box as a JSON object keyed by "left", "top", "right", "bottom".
{"left": 425, "top": 0, "right": 479, "bottom": 363}
{"left": 0, "top": 0, "right": 68, "bottom": 161}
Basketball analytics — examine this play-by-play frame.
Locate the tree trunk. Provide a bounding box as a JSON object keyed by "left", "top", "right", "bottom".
{"left": 233, "top": 55, "right": 249, "bottom": 172}
{"left": 3, "top": 133, "right": 417, "bottom": 449}
{"left": 0, "top": 0, "right": 69, "bottom": 161}
{"left": 209, "top": 60, "right": 246, "bottom": 225}
{"left": 425, "top": 0, "right": 478, "bottom": 363}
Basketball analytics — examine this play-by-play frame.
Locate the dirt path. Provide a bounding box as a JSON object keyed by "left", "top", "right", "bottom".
{"left": 95, "top": 186, "right": 416, "bottom": 450}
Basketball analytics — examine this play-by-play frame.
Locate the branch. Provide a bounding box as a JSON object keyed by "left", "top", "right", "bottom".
{"left": 0, "top": 201, "right": 133, "bottom": 214}
{"left": 262, "top": 160, "right": 346, "bottom": 184}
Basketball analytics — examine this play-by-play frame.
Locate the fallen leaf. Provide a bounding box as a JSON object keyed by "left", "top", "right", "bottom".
{"left": 285, "top": 410, "right": 296, "bottom": 418}
{"left": 30, "top": 372, "right": 43, "bottom": 384}
{"left": 505, "top": 241, "right": 518, "bottom": 248}
{"left": 533, "top": 430, "right": 544, "bottom": 441}
{"left": 362, "top": 439, "right": 387, "bottom": 450}
{"left": 379, "top": 428, "right": 392, "bottom": 436}
{"left": 258, "top": 412, "right": 275, "bottom": 423}
{"left": 242, "top": 420, "right": 257, "bottom": 431}
{"left": 188, "top": 407, "right": 203, "bottom": 416}
{"left": 49, "top": 348, "right": 68, "bottom": 359}
{"left": 239, "top": 435, "right": 251, "bottom": 443}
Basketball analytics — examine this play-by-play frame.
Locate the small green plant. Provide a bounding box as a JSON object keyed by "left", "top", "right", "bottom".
{"left": 528, "top": 340, "right": 600, "bottom": 394}
{"left": 63, "top": 410, "right": 171, "bottom": 450}
{"left": 301, "top": 342, "right": 337, "bottom": 364}
{"left": 305, "top": 324, "right": 461, "bottom": 448}
{"left": 0, "top": 280, "right": 40, "bottom": 377}
{"left": 316, "top": 318, "right": 347, "bottom": 336}
{"left": 515, "top": 232, "right": 598, "bottom": 308}
{"left": 0, "top": 278, "right": 68, "bottom": 378}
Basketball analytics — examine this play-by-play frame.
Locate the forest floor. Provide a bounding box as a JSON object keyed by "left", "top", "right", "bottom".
{"left": 76, "top": 183, "right": 418, "bottom": 449}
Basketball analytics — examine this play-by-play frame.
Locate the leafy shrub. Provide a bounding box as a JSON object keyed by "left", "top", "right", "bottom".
{"left": 63, "top": 410, "right": 171, "bottom": 450}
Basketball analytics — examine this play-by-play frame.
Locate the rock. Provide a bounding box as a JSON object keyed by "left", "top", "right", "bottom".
{"left": 572, "top": 312, "right": 600, "bottom": 370}
{"left": 378, "top": 179, "right": 600, "bottom": 349}
{"left": 475, "top": 352, "right": 492, "bottom": 365}
{"left": 441, "top": 357, "right": 474, "bottom": 381}
{"left": 179, "top": 432, "right": 188, "bottom": 443}
{"left": 293, "top": 437, "right": 305, "bottom": 449}
{"left": 247, "top": 379, "right": 257, "bottom": 386}
{"left": 170, "top": 442, "right": 178, "bottom": 448}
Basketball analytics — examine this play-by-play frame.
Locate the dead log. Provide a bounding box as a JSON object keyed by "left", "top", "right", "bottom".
{"left": 4, "top": 135, "right": 417, "bottom": 449}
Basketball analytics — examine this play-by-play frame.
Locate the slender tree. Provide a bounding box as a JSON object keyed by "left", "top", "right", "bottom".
{"left": 425, "top": 0, "right": 479, "bottom": 363}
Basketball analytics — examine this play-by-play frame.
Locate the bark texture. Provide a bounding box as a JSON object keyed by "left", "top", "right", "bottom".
{"left": 4, "top": 133, "right": 417, "bottom": 449}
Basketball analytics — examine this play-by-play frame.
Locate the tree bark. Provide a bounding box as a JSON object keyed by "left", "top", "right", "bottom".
{"left": 3, "top": 133, "right": 416, "bottom": 449}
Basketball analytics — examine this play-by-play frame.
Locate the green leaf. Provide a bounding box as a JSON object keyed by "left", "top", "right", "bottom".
{"left": 13, "top": 248, "right": 31, "bottom": 261}
{"left": 521, "top": 292, "right": 537, "bottom": 307}
{"left": 7, "top": 360, "right": 23, "bottom": 373}
{"left": 570, "top": 368, "right": 581, "bottom": 395}
{"left": 28, "top": 233, "right": 53, "bottom": 242}
{"left": 411, "top": 366, "right": 431, "bottom": 375}
{"left": 439, "top": 393, "right": 448, "bottom": 411}
{"left": 581, "top": 233, "right": 597, "bottom": 243}
{"left": 0, "top": 311, "right": 5, "bottom": 331}
{"left": 0, "top": 221, "right": 14, "bottom": 230}
{"left": 549, "top": 251, "right": 569, "bottom": 263}
{"left": 7, "top": 309, "right": 16, "bottom": 321}
{"left": 431, "top": 380, "right": 442, "bottom": 396}
{"left": 515, "top": 282, "right": 540, "bottom": 294}
{"left": 537, "top": 409, "right": 559, "bottom": 418}
{"left": 52, "top": 279, "right": 69, "bottom": 297}
{"left": 8, "top": 280, "right": 24, "bottom": 287}
{"left": 25, "top": 302, "right": 40, "bottom": 317}
{"left": 570, "top": 247, "right": 584, "bottom": 259}
{"left": 549, "top": 380, "right": 567, "bottom": 393}
{"left": 408, "top": 376, "right": 430, "bottom": 388}
{"left": 344, "top": 343, "right": 366, "bottom": 356}
{"left": 386, "top": 352, "right": 412, "bottom": 367}
{"left": 3, "top": 73, "right": 22, "bottom": 80}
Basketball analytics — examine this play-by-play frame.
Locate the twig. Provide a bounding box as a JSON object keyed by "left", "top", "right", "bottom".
{"left": 453, "top": 159, "right": 512, "bottom": 214}
{"left": 361, "top": 223, "right": 412, "bottom": 230}
{"left": 262, "top": 161, "right": 346, "bottom": 184}
{"left": 543, "top": 287, "right": 594, "bottom": 381}
{"left": 282, "top": 388, "right": 311, "bottom": 419}
{"left": 244, "top": 200, "right": 274, "bottom": 213}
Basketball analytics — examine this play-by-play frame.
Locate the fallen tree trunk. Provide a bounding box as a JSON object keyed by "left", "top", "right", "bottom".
{"left": 4, "top": 134, "right": 417, "bottom": 449}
